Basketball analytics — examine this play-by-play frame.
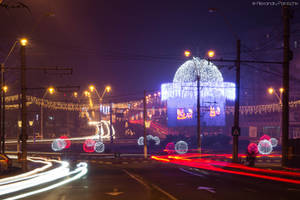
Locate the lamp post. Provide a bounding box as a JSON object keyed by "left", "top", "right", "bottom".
{"left": 184, "top": 50, "right": 215, "bottom": 154}
{"left": 268, "top": 87, "right": 283, "bottom": 140}
{"left": 1, "top": 84, "right": 7, "bottom": 153}
{"left": 89, "top": 85, "right": 111, "bottom": 141}
{"left": 40, "top": 87, "right": 55, "bottom": 139}
{"left": 20, "top": 38, "right": 28, "bottom": 171}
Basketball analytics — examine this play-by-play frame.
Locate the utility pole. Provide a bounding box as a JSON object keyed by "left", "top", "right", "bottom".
{"left": 232, "top": 39, "right": 241, "bottom": 163}
{"left": 197, "top": 75, "right": 201, "bottom": 153}
{"left": 143, "top": 90, "right": 147, "bottom": 159}
{"left": 109, "top": 101, "right": 113, "bottom": 144}
{"left": 1, "top": 64, "right": 5, "bottom": 154}
{"left": 282, "top": 6, "right": 291, "bottom": 167}
{"left": 0, "top": 64, "right": 2, "bottom": 154}
{"left": 20, "top": 40, "right": 27, "bottom": 171}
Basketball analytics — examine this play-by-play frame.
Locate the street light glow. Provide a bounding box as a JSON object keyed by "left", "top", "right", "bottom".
{"left": 20, "top": 38, "right": 28, "bottom": 46}
{"left": 73, "top": 92, "right": 78, "bottom": 98}
{"left": 89, "top": 85, "right": 95, "bottom": 92}
{"left": 84, "top": 91, "right": 90, "bottom": 97}
{"left": 105, "top": 86, "right": 111, "bottom": 93}
{"left": 268, "top": 88, "right": 274, "bottom": 95}
{"left": 48, "top": 87, "right": 55, "bottom": 94}
{"left": 184, "top": 50, "right": 191, "bottom": 57}
{"left": 279, "top": 88, "right": 284, "bottom": 93}
{"left": 207, "top": 50, "right": 215, "bottom": 58}
{"left": 2, "top": 85, "right": 8, "bottom": 93}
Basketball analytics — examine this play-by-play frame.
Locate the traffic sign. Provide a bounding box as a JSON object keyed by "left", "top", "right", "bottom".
{"left": 232, "top": 127, "right": 240, "bottom": 136}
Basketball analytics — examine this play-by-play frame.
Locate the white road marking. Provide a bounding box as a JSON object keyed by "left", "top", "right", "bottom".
{"left": 179, "top": 168, "right": 205, "bottom": 177}
{"left": 197, "top": 186, "right": 216, "bottom": 193}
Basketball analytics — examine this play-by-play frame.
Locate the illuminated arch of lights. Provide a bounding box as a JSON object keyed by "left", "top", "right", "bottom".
{"left": 175, "top": 140, "right": 188, "bottom": 154}
{"left": 161, "top": 58, "right": 236, "bottom": 101}
{"left": 173, "top": 58, "right": 223, "bottom": 83}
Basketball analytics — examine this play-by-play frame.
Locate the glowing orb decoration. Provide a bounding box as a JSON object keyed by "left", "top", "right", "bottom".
{"left": 270, "top": 138, "right": 278, "bottom": 147}
{"left": 260, "top": 134, "right": 271, "bottom": 141}
{"left": 147, "top": 135, "right": 153, "bottom": 141}
{"left": 94, "top": 141, "right": 105, "bottom": 153}
{"left": 247, "top": 143, "right": 258, "bottom": 154}
{"left": 51, "top": 139, "right": 66, "bottom": 152}
{"left": 175, "top": 141, "right": 188, "bottom": 154}
{"left": 59, "top": 136, "right": 71, "bottom": 149}
{"left": 165, "top": 142, "right": 175, "bottom": 150}
{"left": 173, "top": 58, "right": 223, "bottom": 83}
{"left": 137, "top": 136, "right": 144, "bottom": 146}
{"left": 258, "top": 139, "right": 273, "bottom": 155}
{"left": 153, "top": 136, "right": 160, "bottom": 145}
{"left": 83, "top": 139, "right": 96, "bottom": 153}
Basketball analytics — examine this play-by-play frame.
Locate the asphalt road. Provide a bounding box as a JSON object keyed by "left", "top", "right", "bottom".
{"left": 26, "top": 160, "right": 300, "bottom": 200}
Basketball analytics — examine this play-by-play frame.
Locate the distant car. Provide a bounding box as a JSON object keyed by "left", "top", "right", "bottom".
{"left": 0, "top": 154, "right": 12, "bottom": 171}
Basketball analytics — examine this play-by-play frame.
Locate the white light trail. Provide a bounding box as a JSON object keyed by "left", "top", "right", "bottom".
{"left": 0, "top": 156, "right": 88, "bottom": 200}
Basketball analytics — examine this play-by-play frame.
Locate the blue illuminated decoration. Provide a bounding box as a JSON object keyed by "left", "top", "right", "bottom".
{"left": 161, "top": 57, "right": 235, "bottom": 127}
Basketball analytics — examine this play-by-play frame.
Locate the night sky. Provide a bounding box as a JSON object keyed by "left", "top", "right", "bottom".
{"left": 0, "top": 0, "right": 299, "bottom": 99}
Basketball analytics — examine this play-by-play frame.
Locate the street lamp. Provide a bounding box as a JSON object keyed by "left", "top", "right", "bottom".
{"left": 268, "top": 87, "right": 283, "bottom": 105}
{"left": 40, "top": 87, "right": 55, "bottom": 139}
{"left": 20, "top": 37, "right": 28, "bottom": 171}
{"left": 20, "top": 38, "right": 28, "bottom": 47}
{"left": 89, "top": 85, "right": 112, "bottom": 142}
{"left": 268, "top": 87, "right": 284, "bottom": 141}
{"left": 207, "top": 50, "right": 215, "bottom": 58}
{"left": 2, "top": 86, "right": 8, "bottom": 93}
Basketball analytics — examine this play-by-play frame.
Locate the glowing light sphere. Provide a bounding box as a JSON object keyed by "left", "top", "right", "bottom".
{"left": 258, "top": 139, "right": 273, "bottom": 155}
{"left": 247, "top": 143, "right": 258, "bottom": 154}
{"left": 59, "top": 136, "right": 71, "bottom": 149}
{"left": 260, "top": 134, "right": 271, "bottom": 141}
{"left": 137, "top": 136, "right": 144, "bottom": 146}
{"left": 173, "top": 58, "right": 223, "bottom": 83}
{"left": 147, "top": 135, "right": 153, "bottom": 141}
{"left": 165, "top": 142, "right": 175, "bottom": 150}
{"left": 51, "top": 139, "right": 66, "bottom": 152}
{"left": 94, "top": 141, "right": 105, "bottom": 153}
{"left": 175, "top": 141, "right": 188, "bottom": 154}
{"left": 153, "top": 136, "right": 160, "bottom": 145}
{"left": 83, "top": 139, "right": 96, "bottom": 153}
{"left": 270, "top": 138, "right": 278, "bottom": 147}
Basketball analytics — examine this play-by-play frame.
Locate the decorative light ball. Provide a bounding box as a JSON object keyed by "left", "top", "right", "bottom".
{"left": 153, "top": 136, "right": 160, "bottom": 145}
{"left": 147, "top": 135, "right": 153, "bottom": 141}
{"left": 83, "top": 139, "right": 96, "bottom": 153}
{"left": 175, "top": 141, "right": 188, "bottom": 154}
{"left": 260, "top": 134, "right": 271, "bottom": 141}
{"left": 270, "top": 138, "right": 278, "bottom": 147}
{"left": 51, "top": 139, "right": 66, "bottom": 152}
{"left": 137, "top": 136, "right": 144, "bottom": 146}
{"left": 94, "top": 141, "right": 105, "bottom": 153}
{"left": 165, "top": 142, "right": 175, "bottom": 153}
{"left": 258, "top": 139, "right": 273, "bottom": 155}
{"left": 247, "top": 143, "right": 258, "bottom": 154}
{"left": 59, "top": 136, "right": 71, "bottom": 149}
{"left": 173, "top": 57, "right": 223, "bottom": 83}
